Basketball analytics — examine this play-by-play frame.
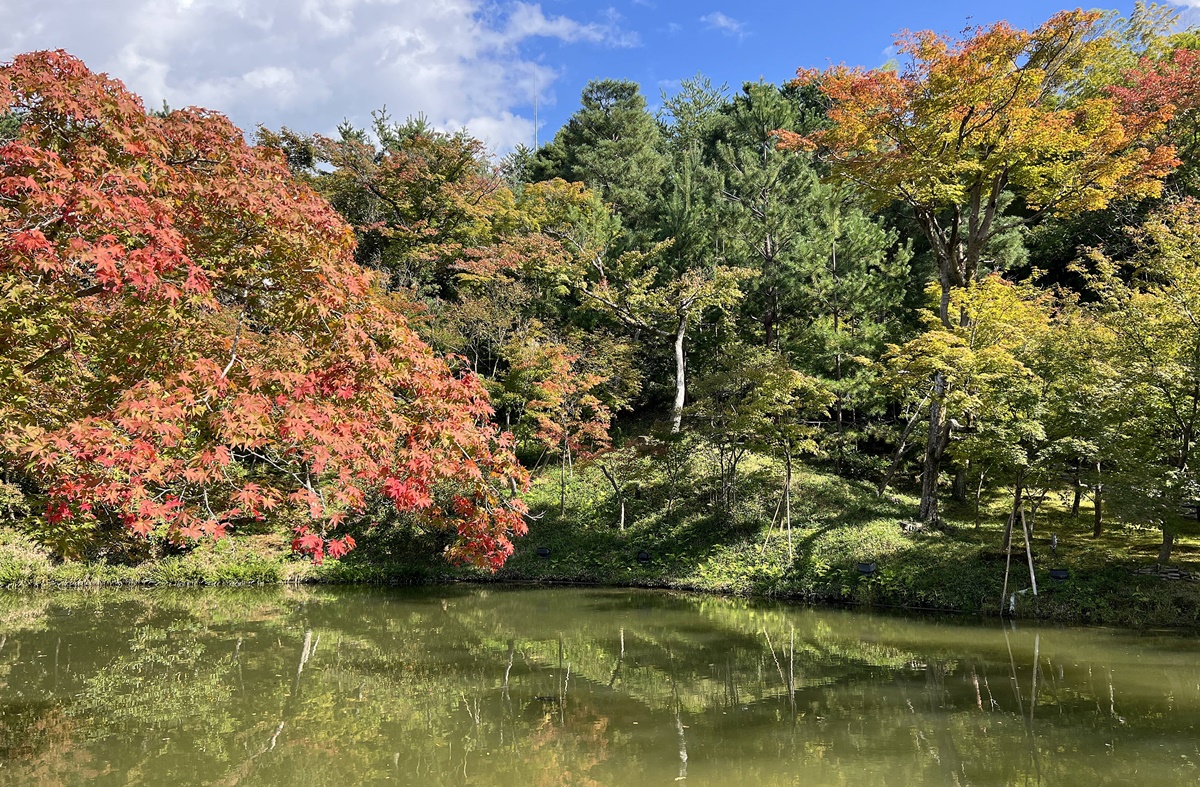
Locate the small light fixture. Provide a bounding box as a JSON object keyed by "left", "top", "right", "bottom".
{"left": 536, "top": 547, "right": 550, "bottom": 559}
{"left": 857, "top": 562, "right": 877, "bottom": 577}
{"left": 637, "top": 551, "right": 651, "bottom": 564}
{"left": 1049, "top": 568, "right": 1069, "bottom": 582}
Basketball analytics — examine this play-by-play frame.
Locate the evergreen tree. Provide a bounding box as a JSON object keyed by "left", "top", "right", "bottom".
{"left": 706, "top": 82, "right": 911, "bottom": 471}
{"left": 712, "top": 81, "right": 819, "bottom": 349}
{"left": 529, "top": 80, "right": 667, "bottom": 235}
{"left": 791, "top": 189, "right": 911, "bottom": 474}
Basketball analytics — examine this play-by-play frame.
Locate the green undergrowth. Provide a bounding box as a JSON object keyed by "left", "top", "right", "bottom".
{"left": 0, "top": 526, "right": 469, "bottom": 589}
{"left": 484, "top": 451, "right": 1200, "bottom": 628}
{"left": 3, "top": 450, "right": 1199, "bottom": 628}
{"left": 0, "top": 530, "right": 297, "bottom": 588}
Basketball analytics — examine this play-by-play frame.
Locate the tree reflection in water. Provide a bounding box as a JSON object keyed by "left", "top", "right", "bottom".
{"left": 1, "top": 586, "right": 1198, "bottom": 785}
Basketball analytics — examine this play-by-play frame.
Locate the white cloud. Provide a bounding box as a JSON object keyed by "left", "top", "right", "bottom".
{"left": 1168, "top": 0, "right": 1200, "bottom": 28}
{"left": 0, "top": 0, "right": 636, "bottom": 154}
{"left": 700, "top": 11, "right": 746, "bottom": 39}
{"left": 501, "top": 2, "right": 639, "bottom": 48}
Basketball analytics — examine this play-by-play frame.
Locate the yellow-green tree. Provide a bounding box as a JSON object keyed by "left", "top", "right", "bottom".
{"left": 1087, "top": 199, "right": 1200, "bottom": 564}
{"left": 883, "top": 276, "right": 1052, "bottom": 542}
{"left": 788, "top": 10, "right": 1178, "bottom": 522}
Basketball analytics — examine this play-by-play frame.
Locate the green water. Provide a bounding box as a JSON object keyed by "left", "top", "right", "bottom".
{"left": 0, "top": 586, "right": 1197, "bottom": 785}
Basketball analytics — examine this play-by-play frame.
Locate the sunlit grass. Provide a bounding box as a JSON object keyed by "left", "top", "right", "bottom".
{"left": 3, "top": 450, "right": 1198, "bottom": 627}
{"left": 496, "top": 450, "right": 1200, "bottom": 627}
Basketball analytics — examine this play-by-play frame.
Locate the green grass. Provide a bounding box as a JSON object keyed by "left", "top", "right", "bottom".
{"left": 484, "top": 450, "right": 1200, "bottom": 628}
{"left": 0, "top": 526, "right": 462, "bottom": 589}
{"left": 3, "top": 448, "right": 1199, "bottom": 628}
{"left": 0, "top": 530, "right": 290, "bottom": 588}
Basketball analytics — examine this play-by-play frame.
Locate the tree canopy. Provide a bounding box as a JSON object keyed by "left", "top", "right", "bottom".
{"left": 0, "top": 51, "right": 526, "bottom": 568}
{"left": 7, "top": 5, "right": 1200, "bottom": 573}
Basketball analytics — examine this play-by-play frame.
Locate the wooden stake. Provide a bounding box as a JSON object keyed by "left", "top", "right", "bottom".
{"left": 1021, "top": 507, "right": 1038, "bottom": 596}
{"left": 1001, "top": 507, "right": 1015, "bottom": 615}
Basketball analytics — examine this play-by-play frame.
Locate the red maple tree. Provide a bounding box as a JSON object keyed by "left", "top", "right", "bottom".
{"left": 0, "top": 51, "right": 527, "bottom": 568}
{"left": 1111, "top": 46, "right": 1200, "bottom": 160}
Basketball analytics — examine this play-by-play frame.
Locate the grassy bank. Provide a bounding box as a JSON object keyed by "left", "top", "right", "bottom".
{"left": 490, "top": 454, "right": 1200, "bottom": 628}
{"left": 3, "top": 450, "right": 1199, "bottom": 628}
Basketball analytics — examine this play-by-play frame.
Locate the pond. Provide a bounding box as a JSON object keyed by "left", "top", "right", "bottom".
{"left": 0, "top": 585, "right": 1197, "bottom": 785}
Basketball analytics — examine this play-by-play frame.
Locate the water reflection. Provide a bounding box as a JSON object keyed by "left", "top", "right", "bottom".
{"left": 0, "top": 586, "right": 1198, "bottom": 785}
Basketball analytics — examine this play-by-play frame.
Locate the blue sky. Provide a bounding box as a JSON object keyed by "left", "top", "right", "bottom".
{"left": 519, "top": 1, "right": 1170, "bottom": 146}
{"left": 1, "top": 0, "right": 1193, "bottom": 155}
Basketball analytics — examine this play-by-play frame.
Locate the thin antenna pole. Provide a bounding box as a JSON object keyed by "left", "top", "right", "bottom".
{"left": 533, "top": 92, "right": 538, "bottom": 149}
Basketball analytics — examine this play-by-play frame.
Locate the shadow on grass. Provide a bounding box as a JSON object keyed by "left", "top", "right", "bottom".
{"left": 316, "top": 454, "right": 1200, "bottom": 626}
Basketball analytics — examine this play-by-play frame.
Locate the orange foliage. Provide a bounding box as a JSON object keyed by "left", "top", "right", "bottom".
{"left": 0, "top": 51, "right": 527, "bottom": 568}
{"left": 789, "top": 11, "right": 1177, "bottom": 214}
{"left": 519, "top": 341, "right": 612, "bottom": 461}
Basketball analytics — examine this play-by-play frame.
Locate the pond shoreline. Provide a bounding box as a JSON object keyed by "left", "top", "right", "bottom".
{"left": 4, "top": 459, "right": 1200, "bottom": 630}
{"left": 4, "top": 541, "right": 1199, "bottom": 631}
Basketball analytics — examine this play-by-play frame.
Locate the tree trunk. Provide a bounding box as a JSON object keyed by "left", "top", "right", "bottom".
{"left": 723, "top": 448, "right": 741, "bottom": 510}
{"left": 1001, "top": 506, "right": 1015, "bottom": 616}
{"left": 877, "top": 387, "right": 933, "bottom": 497}
{"left": 1158, "top": 526, "right": 1175, "bottom": 566}
{"left": 559, "top": 448, "right": 567, "bottom": 518}
{"left": 938, "top": 257, "right": 953, "bottom": 327}
{"left": 1021, "top": 507, "right": 1038, "bottom": 597}
{"left": 784, "top": 450, "right": 793, "bottom": 561}
{"left": 953, "top": 465, "right": 969, "bottom": 503}
{"left": 918, "top": 373, "right": 946, "bottom": 524}
{"left": 834, "top": 381, "right": 845, "bottom": 476}
{"left": 763, "top": 284, "right": 778, "bottom": 349}
{"left": 670, "top": 316, "right": 687, "bottom": 434}
{"left": 974, "top": 470, "right": 987, "bottom": 530}
{"left": 1002, "top": 469, "right": 1025, "bottom": 554}
{"left": 1091, "top": 461, "right": 1103, "bottom": 539}
{"left": 599, "top": 462, "right": 626, "bottom": 531}
{"left": 1026, "top": 490, "right": 1045, "bottom": 536}
{"left": 832, "top": 239, "right": 844, "bottom": 476}
{"left": 1070, "top": 461, "right": 1082, "bottom": 517}
{"left": 919, "top": 245, "right": 964, "bottom": 522}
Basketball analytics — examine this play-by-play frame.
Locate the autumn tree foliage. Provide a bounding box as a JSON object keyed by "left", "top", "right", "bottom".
{"left": 304, "top": 114, "right": 510, "bottom": 298}
{"left": 0, "top": 51, "right": 527, "bottom": 567}
{"left": 1112, "top": 45, "right": 1200, "bottom": 189}
{"left": 509, "top": 336, "right": 613, "bottom": 515}
{"left": 789, "top": 10, "right": 1176, "bottom": 324}
{"left": 787, "top": 11, "right": 1179, "bottom": 524}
